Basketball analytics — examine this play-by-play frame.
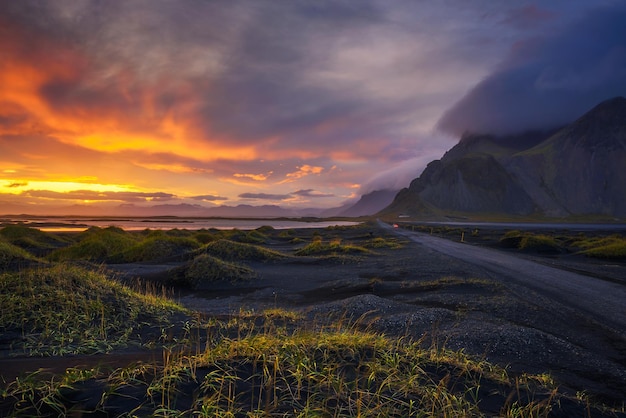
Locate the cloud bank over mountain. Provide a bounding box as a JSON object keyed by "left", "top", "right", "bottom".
{"left": 438, "top": 4, "right": 626, "bottom": 136}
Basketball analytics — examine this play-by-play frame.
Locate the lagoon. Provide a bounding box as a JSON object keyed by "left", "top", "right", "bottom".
{"left": 0, "top": 216, "right": 360, "bottom": 232}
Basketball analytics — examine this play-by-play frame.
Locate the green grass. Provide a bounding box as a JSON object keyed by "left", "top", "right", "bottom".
{"left": 230, "top": 229, "right": 269, "bottom": 244}
{"left": 202, "top": 239, "right": 287, "bottom": 262}
{"left": 570, "top": 235, "right": 626, "bottom": 259}
{"left": 518, "top": 234, "right": 560, "bottom": 251}
{"left": 500, "top": 231, "right": 626, "bottom": 259}
{"left": 47, "top": 226, "right": 138, "bottom": 262}
{"left": 363, "top": 236, "right": 405, "bottom": 249}
{"left": 1, "top": 312, "right": 602, "bottom": 417}
{"left": 0, "top": 240, "right": 40, "bottom": 269}
{"left": 294, "top": 237, "right": 371, "bottom": 256}
{"left": 0, "top": 225, "right": 67, "bottom": 254}
{"left": 0, "top": 264, "right": 187, "bottom": 356}
{"left": 109, "top": 235, "right": 201, "bottom": 263}
{"left": 499, "top": 231, "right": 562, "bottom": 253}
{"left": 173, "top": 253, "right": 257, "bottom": 289}
{"left": 580, "top": 240, "right": 626, "bottom": 259}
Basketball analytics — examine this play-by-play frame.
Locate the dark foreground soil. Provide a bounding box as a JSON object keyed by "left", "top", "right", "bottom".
{"left": 116, "top": 224, "right": 626, "bottom": 404}
{"left": 2, "top": 222, "right": 626, "bottom": 415}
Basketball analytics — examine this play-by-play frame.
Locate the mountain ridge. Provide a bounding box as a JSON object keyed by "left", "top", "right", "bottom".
{"left": 382, "top": 96, "right": 626, "bottom": 220}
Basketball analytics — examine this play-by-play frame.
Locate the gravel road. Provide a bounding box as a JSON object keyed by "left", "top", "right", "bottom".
{"left": 379, "top": 220, "right": 626, "bottom": 335}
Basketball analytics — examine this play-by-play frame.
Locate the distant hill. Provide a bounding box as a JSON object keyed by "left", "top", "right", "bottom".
{"left": 106, "top": 203, "right": 304, "bottom": 218}
{"left": 0, "top": 199, "right": 391, "bottom": 219}
{"left": 338, "top": 189, "right": 398, "bottom": 217}
{"left": 382, "top": 96, "right": 626, "bottom": 220}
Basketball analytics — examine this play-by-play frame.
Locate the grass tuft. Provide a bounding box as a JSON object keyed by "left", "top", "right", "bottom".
{"left": 0, "top": 239, "right": 40, "bottom": 269}
{"left": 174, "top": 253, "right": 257, "bottom": 289}
{"left": 572, "top": 235, "right": 626, "bottom": 260}
{"left": 0, "top": 264, "right": 186, "bottom": 356}
{"left": 203, "top": 239, "right": 286, "bottom": 262}
{"left": 47, "top": 226, "right": 138, "bottom": 262}
{"left": 1, "top": 313, "right": 594, "bottom": 417}
{"left": 294, "top": 238, "right": 371, "bottom": 256}
{"left": 0, "top": 225, "right": 67, "bottom": 254}
{"left": 499, "top": 231, "right": 561, "bottom": 253}
{"left": 109, "top": 235, "right": 201, "bottom": 263}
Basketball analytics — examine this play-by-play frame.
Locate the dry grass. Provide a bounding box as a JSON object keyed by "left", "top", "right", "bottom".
{"left": 1, "top": 310, "right": 606, "bottom": 417}
{"left": 175, "top": 253, "right": 257, "bottom": 289}
{"left": 0, "top": 264, "right": 186, "bottom": 356}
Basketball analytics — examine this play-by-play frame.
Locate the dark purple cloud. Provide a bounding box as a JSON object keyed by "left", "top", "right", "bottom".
{"left": 5, "top": 182, "right": 28, "bottom": 188}
{"left": 438, "top": 4, "right": 626, "bottom": 136}
{"left": 190, "top": 194, "right": 228, "bottom": 202}
{"left": 239, "top": 192, "right": 292, "bottom": 200}
{"left": 292, "top": 189, "right": 335, "bottom": 198}
{"left": 239, "top": 189, "right": 334, "bottom": 201}
{"left": 23, "top": 190, "right": 176, "bottom": 202}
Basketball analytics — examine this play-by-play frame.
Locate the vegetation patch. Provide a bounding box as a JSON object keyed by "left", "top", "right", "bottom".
{"left": 518, "top": 234, "right": 561, "bottom": 253}
{"left": 230, "top": 229, "right": 269, "bottom": 244}
{"left": 498, "top": 230, "right": 626, "bottom": 259}
{"left": 0, "top": 240, "right": 39, "bottom": 269}
{"left": 0, "top": 314, "right": 605, "bottom": 417}
{"left": 47, "top": 226, "right": 138, "bottom": 262}
{"left": 203, "top": 239, "right": 286, "bottom": 262}
{"left": 580, "top": 240, "right": 626, "bottom": 260}
{"left": 569, "top": 235, "right": 626, "bottom": 260}
{"left": 364, "top": 236, "right": 405, "bottom": 249}
{"left": 191, "top": 230, "right": 217, "bottom": 244}
{"left": 0, "top": 265, "right": 186, "bottom": 356}
{"left": 499, "top": 231, "right": 562, "bottom": 254}
{"left": 277, "top": 229, "right": 295, "bottom": 239}
{"left": 294, "top": 238, "right": 371, "bottom": 256}
{"left": 0, "top": 225, "right": 67, "bottom": 255}
{"left": 401, "top": 276, "right": 498, "bottom": 291}
{"left": 109, "top": 235, "right": 201, "bottom": 263}
{"left": 173, "top": 253, "right": 257, "bottom": 289}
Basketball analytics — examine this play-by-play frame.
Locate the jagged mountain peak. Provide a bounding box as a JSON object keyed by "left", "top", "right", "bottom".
{"left": 381, "top": 97, "right": 626, "bottom": 219}
{"left": 544, "top": 96, "right": 626, "bottom": 151}
{"left": 339, "top": 189, "right": 398, "bottom": 217}
{"left": 580, "top": 96, "right": 626, "bottom": 119}
{"left": 445, "top": 130, "right": 557, "bottom": 161}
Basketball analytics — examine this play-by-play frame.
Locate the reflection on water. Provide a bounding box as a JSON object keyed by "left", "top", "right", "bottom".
{"left": 0, "top": 216, "right": 360, "bottom": 232}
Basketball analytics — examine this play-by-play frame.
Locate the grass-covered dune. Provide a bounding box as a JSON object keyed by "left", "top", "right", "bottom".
{"left": 0, "top": 264, "right": 187, "bottom": 357}
{"left": 0, "top": 225, "right": 68, "bottom": 256}
{"left": 202, "top": 238, "right": 287, "bottom": 262}
{"left": 1, "top": 222, "right": 625, "bottom": 416}
{"left": 1, "top": 307, "right": 603, "bottom": 417}
{"left": 408, "top": 224, "right": 626, "bottom": 260}
{"left": 0, "top": 240, "right": 40, "bottom": 270}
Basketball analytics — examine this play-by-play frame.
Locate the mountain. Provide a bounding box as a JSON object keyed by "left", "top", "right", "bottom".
{"left": 106, "top": 203, "right": 303, "bottom": 218}
{"left": 338, "top": 189, "right": 398, "bottom": 217}
{"left": 0, "top": 203, "right": 302, "bottom": 218}
{"left": 383, "top": 96, "right": 626, "bottom": 219}
{"left": 0, "top": 200, "right": 383, "bottom": 219}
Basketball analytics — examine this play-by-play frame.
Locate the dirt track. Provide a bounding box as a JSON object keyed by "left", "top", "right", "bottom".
{"left": 379, "top": 220, "right": 626, "bottom": 333}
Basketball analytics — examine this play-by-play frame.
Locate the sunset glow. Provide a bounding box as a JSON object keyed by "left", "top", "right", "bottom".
{"left": 1, "top": 2, "right": 624, "bottom": 215}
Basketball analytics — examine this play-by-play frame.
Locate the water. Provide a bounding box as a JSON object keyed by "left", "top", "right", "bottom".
{"left": 0, "top": 216, "right": 360, "bottom": 232}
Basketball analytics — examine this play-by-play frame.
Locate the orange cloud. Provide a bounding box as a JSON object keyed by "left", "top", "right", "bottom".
{"left": 279, "top": 164, "right": 324, "bottom": 184}
{"left": 131, "top": 162, "right": 214, "bottom": 175}
{"left": 233, "top": 172, "right": 273, "bottom": 181}
{"left": 0, "top": 17, "right": 262, "bottom": 166}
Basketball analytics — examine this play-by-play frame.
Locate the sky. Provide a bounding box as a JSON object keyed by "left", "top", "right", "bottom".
{"left": 1, "top": 0, "right": 625, "bottom": 214}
